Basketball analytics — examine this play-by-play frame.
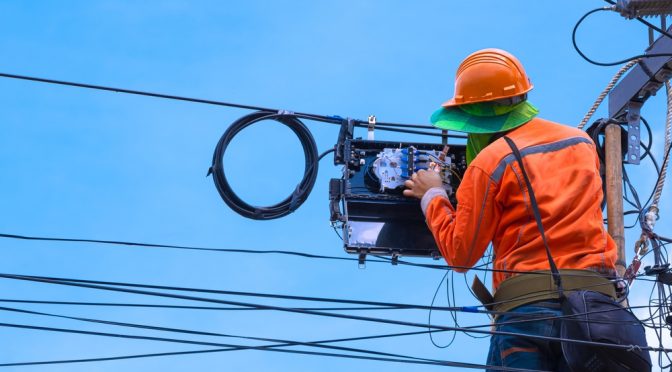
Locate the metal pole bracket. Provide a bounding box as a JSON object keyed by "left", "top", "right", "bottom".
{"left": 625, "top": 101, "right": 643, "bottom": 164}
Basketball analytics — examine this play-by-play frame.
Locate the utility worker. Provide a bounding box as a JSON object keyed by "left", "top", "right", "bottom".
{"left": 403, "top": 48, "right": 619, "bottom": 370}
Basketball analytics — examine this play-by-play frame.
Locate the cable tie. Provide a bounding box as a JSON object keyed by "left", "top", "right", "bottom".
{"left": 461, "top": 306, "right": 480, "bottom": 313}
{"left": 288, "top": 185, "right": 302, "bottom": 212}
{"left": 626, "top": 344, "right": 642, "bottom": 352}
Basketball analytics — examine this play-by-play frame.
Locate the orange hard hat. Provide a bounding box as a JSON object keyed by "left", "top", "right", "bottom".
{"left": 442, "top": 48, "right": 533, "bottom": 107}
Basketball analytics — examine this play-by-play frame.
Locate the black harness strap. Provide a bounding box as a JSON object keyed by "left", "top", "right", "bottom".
{"left": 503, "top": 136, "right": 564, "bottom": 295}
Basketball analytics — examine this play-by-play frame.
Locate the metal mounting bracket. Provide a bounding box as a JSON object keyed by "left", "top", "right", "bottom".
{"left": 334, "top": 118, "right": 355, "bottom": 165}
{"left": 625, "top": 101, "right": 643, "bottom": 164}
{"left": 358, "top": 251, "right": 367, "bottom": 269}
{"left": 367, "top": 115, "right": 376, "bottom": 141}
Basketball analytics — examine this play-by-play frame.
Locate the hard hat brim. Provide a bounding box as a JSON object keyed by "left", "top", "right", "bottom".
{"left": 430, "top": 100, "right": 539, "bottom": 134}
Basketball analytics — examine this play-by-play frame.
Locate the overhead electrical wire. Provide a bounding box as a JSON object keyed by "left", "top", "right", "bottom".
{"left": 0, "top": 299, "right": 405, "bottom": 312}
{"left": 0, "top": 342, "right": 539, "bottom": 372}
{"left": 1, "top": 273, "right": 667, "bottom": 352}
{"left": 0, "top": 72, "right": 466, "bottom": 138}
{"left": 0, "top": 306, "right": 453, "bottom": 367}
{"left": 1, "top": 8, "right": 671, "bottom": 368}
{"left": 0, "top": 232, "right": 451, "bottom": 270}
{"left": 0, "top": 272, "right": 473, "bottom": 312}
{"left": 0, "top": 271, "right": 639, "bottom": 313}
{"left": 602, "top": 0, "right": 672, "bottom": 41}
{"left": 7, "top": 300, "right": 659, "bottom": 370}
{"left": 573, "top": 7, "right": 672, "bottom": 66}
{"left": 1, "top": 232, "right": 646, "bottom": 278}
{"left": 0, "top": 322, "right": 527, "bottom": 371}
{"left": 0, "top": 70, "right": 467, "bottom": 219}
{"left": 0, "top": 348, "right": 539, "bottom": 371}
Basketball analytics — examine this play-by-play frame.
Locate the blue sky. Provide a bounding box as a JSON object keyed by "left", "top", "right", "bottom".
{"left": 0, "top": 1, "right": 670, "bottom": 371}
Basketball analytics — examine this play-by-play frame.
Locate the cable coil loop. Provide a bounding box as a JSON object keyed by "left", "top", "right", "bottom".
{"left": 209, "top": 111, "right": 318, "bottom": 220}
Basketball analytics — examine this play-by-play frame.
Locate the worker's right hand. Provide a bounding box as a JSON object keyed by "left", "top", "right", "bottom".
{"left": 403, "top": 169, "right": 443, "bottom": 199}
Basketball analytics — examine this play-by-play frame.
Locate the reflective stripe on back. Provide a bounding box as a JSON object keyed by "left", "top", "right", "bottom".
{"left": 490, "top": 137, "right": 593, "bottom": 182}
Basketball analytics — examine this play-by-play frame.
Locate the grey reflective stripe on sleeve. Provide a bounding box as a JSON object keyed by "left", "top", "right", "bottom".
{"left": 421, "top": 187, "right": 449, "bottom": 215}
{"left": 464, "top": 180, "right": 491, "bottom": 266}
{"left": 490, "top": 137, "right": 593, "bottom": 182}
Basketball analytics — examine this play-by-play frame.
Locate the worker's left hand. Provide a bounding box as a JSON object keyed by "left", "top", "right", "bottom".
{"left": 403, "top": 169, "right": 443, "bottom": 199}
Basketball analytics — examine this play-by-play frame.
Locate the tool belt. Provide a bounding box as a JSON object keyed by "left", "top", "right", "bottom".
{"left": 492, "top": 269, "right": 617, "bottom": 313}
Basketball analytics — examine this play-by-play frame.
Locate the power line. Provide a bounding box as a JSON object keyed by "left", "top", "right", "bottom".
{"left": 573, "top": 7, "right": 672, "bottom": 66}
{"left": 0, "top": 345, "right": 538, "bottom": 371}
{"left": 2, "top": 232, "right": 641, "bottom": 277}
{"left": 0, "top": 272, "right": 474, "bottom": 312}
{"left": 2, "top": 273, "right": 666, "bottom": 352}
{"left": 0, "top": 270, "right": 633, "bottom": 313}
{"left": 0, "top": 232, "right": 452, "bottom": 270}
{"left": 0, "top": 319, "right": 539, "bottom": 371}
{"left": 0, "top": 72, "right": 468, "bottom": 139}
{"left": 0, "top": 270, "right": 649, "bottom": 316}
{"left": 0, "top": 307, "right": 444, "bottom": 365}
{"left": 0, "top": 299, "right": 402, "bottom": 312}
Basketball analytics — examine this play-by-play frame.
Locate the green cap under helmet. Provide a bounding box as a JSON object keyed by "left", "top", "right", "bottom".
{"left": 430, "top": 99, "right": 539, "bottom": 134}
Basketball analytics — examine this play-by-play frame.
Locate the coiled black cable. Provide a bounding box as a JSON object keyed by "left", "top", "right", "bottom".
{"left": 209, "top": 111, "right": 319, "bottom": 220}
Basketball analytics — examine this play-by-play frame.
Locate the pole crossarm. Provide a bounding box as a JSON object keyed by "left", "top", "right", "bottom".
{"left": 609, "top": 24, "right": 672, "bottom": 164}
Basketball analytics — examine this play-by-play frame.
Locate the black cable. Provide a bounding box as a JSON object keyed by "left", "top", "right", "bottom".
{"left": 602, "top": 0, "right": 672, "bottom": 40}
{"left": 42, "top": 271, "right": 655, "bottom": 324}
{"left": 640, "top": 117, "right": 660, "bottom": 172}
{"left": 0, "top": 346, "right": 536, "bottom": 371}
{"left": 4, "top": 231, "right": 653, "bottom": 278}
{"left": 0, "top": 72, "right": 468, "bottom": 139}
{"left": 0, "top": 72, "right": 283, "bottom": 112}
{"left": 0, "top": 322, "right": 530, "bottom": 370}
{"left": 0, "top": 271, "right": 630, "bottom": 313}
{"left": 459, "top": 272, "right": 490, "bottom": 339}
{"left": 0, "top": 304, "right": 451, "bottom": 345}
{"left": 635, "top": 16, "right": 672, "bottom": 40}
{"left": 0, "top": 305, "right": 544, "bottom": 372}
{"left": 0, "top": 231, "right": 455, "bottom": 270}
{"left": 643, "top": 129, "right": 672, "bottom": 208}
{"left": 0, "top": 232, "right": 370, "bottom": 263}
{"left": 0, "top": 273, "right": 469, "bottom": 312}
{"left": 208, "top": 111, "right": 319, "bottom": 220}
{"left": 654, "top": 234, "right": 672, "bottom": 243}
{"left": 0, "top": 306, "right": 452, "bottom": 366}
{"left": 0, "top": 299, "right": 402, "bottom": 312}
{"left": 3, "top": 273, "right": 667, "bottom": 352}
{"left": 3, "top": 231, "right": 619, "bottom": 275}
{"left": 573, "top": 7, "right": 672, "bottom": 66}
{"left": 427, "top": 271, "right": 455, "bottom": 348}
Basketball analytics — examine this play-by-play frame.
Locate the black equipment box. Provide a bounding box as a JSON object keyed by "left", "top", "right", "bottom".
{"left": 330, "top": 137, "right": 467, "bottom": 259}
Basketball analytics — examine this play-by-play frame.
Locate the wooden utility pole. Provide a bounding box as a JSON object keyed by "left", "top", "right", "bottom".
{"left": 605, "top": 124, "right": 627, "bottom": 277}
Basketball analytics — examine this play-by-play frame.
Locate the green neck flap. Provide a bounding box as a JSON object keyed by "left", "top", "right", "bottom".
{"left": 466, "top": 133, "right": 494, "bottom": 165}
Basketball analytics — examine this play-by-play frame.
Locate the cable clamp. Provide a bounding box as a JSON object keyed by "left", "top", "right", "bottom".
{"left": 391, "top": 251, "right": 400, "bottom": 266}
{"left": 645, "top": 206, "right": 659, "bottom": 231}
{"left": 367, "top": 115, "right": 376, "bottom": 140}
{"left": 626, "top": 344, "right": 643, "bottom": 352}
{"left": 288, "top": 185, "right": 302, "bottom": 212}
{"left": 277, "top": 109, "right": 294, "bottom": 116}
{"left": 358, "top": 250, "right": 367, "bottom": 269}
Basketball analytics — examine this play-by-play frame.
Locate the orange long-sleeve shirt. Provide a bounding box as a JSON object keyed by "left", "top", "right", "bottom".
{"left": 421, "top": 117, "right": 617, "bottom": 289}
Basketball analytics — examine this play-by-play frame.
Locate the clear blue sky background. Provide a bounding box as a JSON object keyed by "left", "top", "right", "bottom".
{"left": 0, "top": 1, "right": 670, "bottom": 371}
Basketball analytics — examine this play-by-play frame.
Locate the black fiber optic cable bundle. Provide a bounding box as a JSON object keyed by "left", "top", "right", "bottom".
{"left": 209, "top": 111, "right": 318, "bottom": 220}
